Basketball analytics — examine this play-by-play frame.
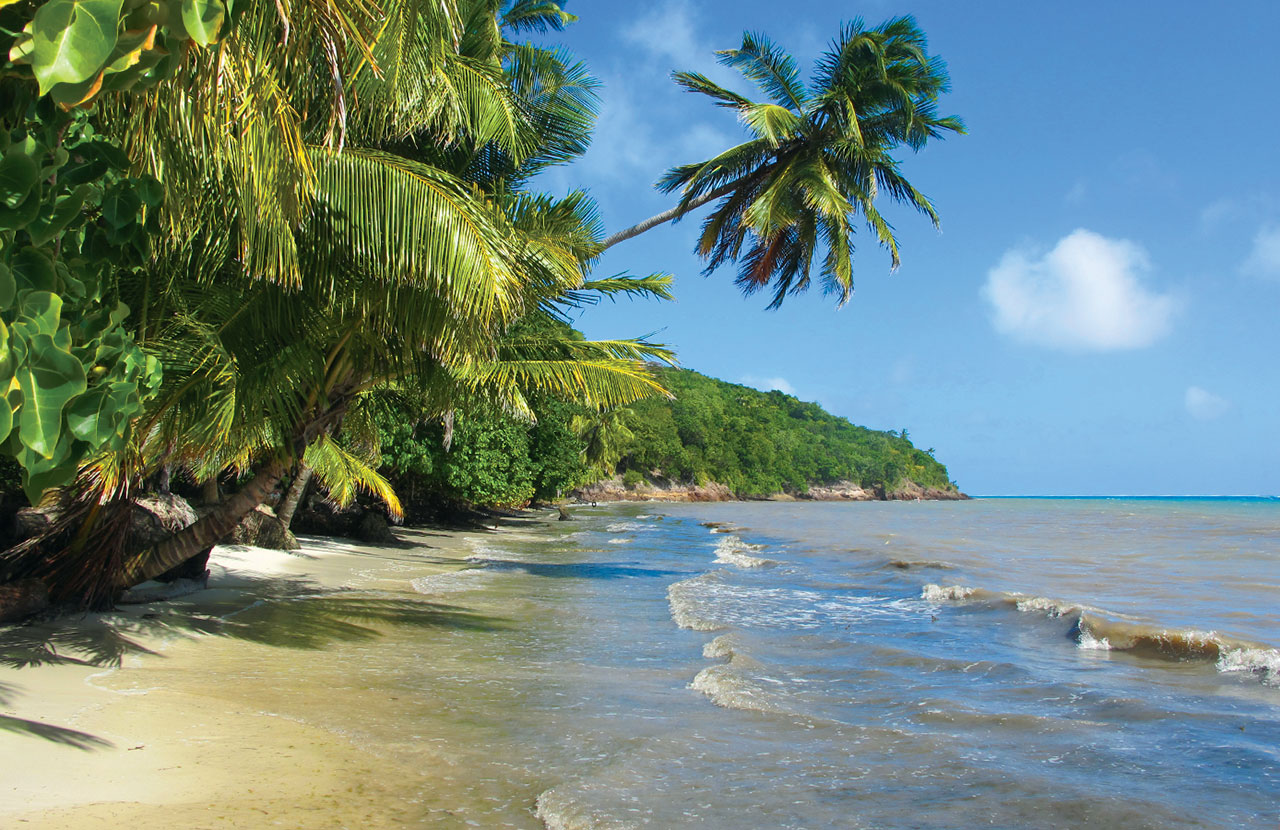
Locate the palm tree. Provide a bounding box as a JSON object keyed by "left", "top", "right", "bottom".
{"left": 0, "top": 0, "right": 679, "bottom": 605}
{"left": 601, "top": 17, "right": 964, "bottom": 308}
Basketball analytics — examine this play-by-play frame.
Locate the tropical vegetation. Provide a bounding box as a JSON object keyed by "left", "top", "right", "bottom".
{"left": 0, "top": 1, "right": 962, "bottom": 612}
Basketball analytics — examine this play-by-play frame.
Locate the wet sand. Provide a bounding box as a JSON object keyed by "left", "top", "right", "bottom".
{"left": 0, "top": 524, "right": 509, "bottom": 828}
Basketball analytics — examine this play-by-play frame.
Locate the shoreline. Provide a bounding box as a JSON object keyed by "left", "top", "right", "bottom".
{"left": 571, "top": 478, "right": 968, "bottom": 504}
{"left": 0, "top": 521, "right": 524, "bottom": 827}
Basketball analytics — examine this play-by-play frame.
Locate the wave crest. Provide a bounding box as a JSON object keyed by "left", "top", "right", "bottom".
{"left": 713, "top": 536, "right": 778, "bottom": 568}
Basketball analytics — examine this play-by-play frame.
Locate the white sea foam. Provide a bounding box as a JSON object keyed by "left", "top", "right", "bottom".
{"left": 1217, "top": 647, "right": 1280, "bottom": 685}
{"left": 605, "top": 521, "right": 652, "bottom": 533}
{"left": 606, "top": 537, "right": 633, "bottom": 545}
{"left": 921, "top": 583, "right": 975, "bottom": 601}
{"left": 703, "top": 633, "right": 737, "bottom": 660}
{"left": 666, "top": 574, "right": 728, "bottom": 631}
{"left": 1075, "top": 629, "right": 1113, "bottom": 651}
{"left": 690, "top": 663, "right": 784, "bottom": 713}
{"left": 713, "top": 535, "right": 778, "bottom": 568}
{"left": 1014, "top": 595, "right": 1082, "bottom": 617}
{"left": 536, "top": 784, "right": 637, "bottom": 830}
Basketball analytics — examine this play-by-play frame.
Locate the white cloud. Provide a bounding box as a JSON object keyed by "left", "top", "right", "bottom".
{"left": 982, "top": 229, "right": 1179, "bottom": 351}
{"left": 1185, "top": 386, "right": 1230, "bottom": 420}
{"left": 742, "top": 375, "right": 797, "bottom": 396}
{"left": 619, "top": 0, "right": 738, "bottom": 85}
{"left": 1241, "top": 224, "right": 1280, "bottom": 279}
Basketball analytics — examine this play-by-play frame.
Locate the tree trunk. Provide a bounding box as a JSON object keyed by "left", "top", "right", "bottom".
{"left": 276, "top": 463, "right": 313, "bottom": 529}
{"left": 599, "top": 185, "right": 734, "bottom": 251}
{"left": 116, "top": 458, "right": 286, "bottom": 589}
{"left": 201, "top": 477, "right": 220, "bottom": 505}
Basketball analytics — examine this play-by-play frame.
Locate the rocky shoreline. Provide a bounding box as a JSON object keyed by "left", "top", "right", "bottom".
{"left": 571, "top": 476, "right": 968, "bottom": 504}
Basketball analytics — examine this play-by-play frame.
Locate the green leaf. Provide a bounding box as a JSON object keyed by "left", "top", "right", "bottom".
{"left": 11, "top": 247, "right": 58, "bottom": 293}
{"left": 65, "top": 380, "right": 134, "bottom": 445}
{"left": 14, "top": 331, "right": 87, "bottom": 458}
{"left": 31, "top": 0, "right": 126, "bottom": 94}
{"left": 0, "top": 150, "right": 39, "bottom": 209}
{"left": 0, "top": 263, "right": 14, "bottom": 308}
{"left": 101, "top": 184, "right": 142, "bottom": 229}
{"left": 27, "top": 184, "right": 92, "bottom": 245}
{"left": 14, "top": 430, "right": 77, "bottom": 503}
{"left": 0, "top": 394, "right": 11, "bottom": 445}
{"left": 179, "top": 0, "right": 224, "bottom": 46}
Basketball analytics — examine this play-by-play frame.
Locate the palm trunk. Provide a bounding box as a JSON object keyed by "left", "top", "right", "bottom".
{"left": 599, "top": 185, "right": 734, "bottom": 251}
{"left": 201, "top": 476, "right": 221, "bottom": 505}
{"left": 276, "top": 463, "right": 313, "bottom": 529}
{"left": 116, "top": 458, "right": 286, "bottom": 589}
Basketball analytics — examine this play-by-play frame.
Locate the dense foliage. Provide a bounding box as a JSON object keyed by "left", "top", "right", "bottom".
{"left": 369, "top": 364, "right": 958, "bottom": 511}
{"left": 374, "top": 395, "right": 589, "bottom": 510}
{"left": 616, "top": 368, "right": 956, "bottom": 497}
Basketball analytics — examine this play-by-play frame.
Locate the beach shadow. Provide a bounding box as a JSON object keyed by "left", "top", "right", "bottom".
{"left": 471, "top": 558, "right": 683, "bottom": 580}
{"left": 0, "top": 713, "right": 113, "bottom": 751}
{"left": 0, "top": 678, "right": 113, "bottom": 751}
{"left": 1, "top": 571, "right": 508, "bottom": 671}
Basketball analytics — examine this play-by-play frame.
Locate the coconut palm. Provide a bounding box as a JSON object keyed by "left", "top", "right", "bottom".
{"left": 0, "top": 0, "right": 679, "bottom": 605}
{"left": 602, "top": 17, "right": 964, "bottom": 308}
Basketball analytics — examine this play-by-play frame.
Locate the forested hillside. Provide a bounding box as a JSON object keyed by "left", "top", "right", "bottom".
{"left": 371, "top": 366, "right": 961, "bottom": 513}
{"left": 611, "top": 368, "right": 959, "bottom": 498}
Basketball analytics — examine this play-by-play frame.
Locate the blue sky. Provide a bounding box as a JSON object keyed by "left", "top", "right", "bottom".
{"left": 536, "top": 0, "right": 1280, "bottom": 496}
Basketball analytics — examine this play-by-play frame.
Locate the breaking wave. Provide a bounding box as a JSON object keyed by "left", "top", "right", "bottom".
{"left": 690, "top": 662, "right": 787, "bottom": 714}
{"left": 667, "top": 573, "right": 730, "bottom": 631}
{"left": 712, "top": 535, "right": 778, "bottom": 568}
{"left": 922, "top": 583, "right": 1280, "bottom": 684}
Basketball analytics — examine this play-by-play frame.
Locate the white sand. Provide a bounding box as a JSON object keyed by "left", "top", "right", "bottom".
{"left": 0, "top": 526, "right": 488, "bottom": 828}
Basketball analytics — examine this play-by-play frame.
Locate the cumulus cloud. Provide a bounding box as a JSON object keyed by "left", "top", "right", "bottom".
{"left": 742, "top": 376, "right": 797, "bottom": 396}
{"left": 982, "top": 229, "right": 1179, "bottom": 351}
{"left": 1185, "top": 386, "right": 1230, "bottom": 420}
{"left": 1241, "top": 224, "right": 1280, "bottom": 279}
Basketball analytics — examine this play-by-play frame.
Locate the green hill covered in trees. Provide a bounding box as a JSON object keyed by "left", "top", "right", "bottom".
{"left": 607, "top": 368, "right": 961, "bottom": 499}
{"left": 373, "top": 366, "right": 962, "bottom": 513}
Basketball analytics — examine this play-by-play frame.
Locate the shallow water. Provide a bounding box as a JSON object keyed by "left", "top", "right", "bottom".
{"left": 60, "top": 500, "right": 1280, "bottom": 827}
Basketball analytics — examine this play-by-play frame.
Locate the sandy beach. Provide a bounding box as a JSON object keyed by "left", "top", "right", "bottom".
{"left": 0, "top": 523, "right": 513, "bottom": 828}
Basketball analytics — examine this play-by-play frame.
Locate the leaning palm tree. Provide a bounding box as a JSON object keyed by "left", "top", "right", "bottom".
{"left": 602, "top": 17, "right": 964, "bottom": 308}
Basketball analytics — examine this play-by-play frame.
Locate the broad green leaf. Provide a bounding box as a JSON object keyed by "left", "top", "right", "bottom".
{"left": 27, "top": 184, "right": 91, "bottom": 245}
{"left": 14, "top": 331, "right": 87, "bottom": 458}
{"left": 49, "top": 70, "right": 106, "bottom": 108}
{"left": 0, "top": 396, "right": 11, "bottom": 444}
{"left": 179, "top": 0, "right": 223, "bottom": 46}
{"left": 11, "top": 248, "right": 58, "bottom": 293}
{"left": 0, "top": 151, "right": 39, "bottom": 209}
{"left": 0, "top": 321, "right": 11, "bottom": 379}
{"left": 0, "top": 263, "right": 14, "bottom": 307}
{"left": 0, "top": 191, "right": 42, "bottom": 230}
{"left": 31, "top": 0, "right": 126, "bottom": 94}
{"left": 101, "top": 184, "right": 141, "bottom": 229}
{"left": 65, "top": 382, "right": 131, "bottom": 445}
{"left": 14, "top": 430, "right": 77, "bottom": 502}
{"left": 8, "top": 29, "right": 35, "bottom": 65}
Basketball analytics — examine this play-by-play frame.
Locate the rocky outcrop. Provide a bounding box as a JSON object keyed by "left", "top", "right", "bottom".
{"left": 573, "top": 476, "right": 966, "bottom": 503}
{"left": 355, "top": 511, "right": 397, "bottom": 544}
{"left": 799, "top": 481, "right": 874, "bottom": 501}
{"left": 573, "top": 477, "right": 733, "bottom": 503}
{"left": 226, "top": 505, "right": 300, "bottom": 551}
{"left": 882, "top": 480, "right": 969, "bottom": 501}
{"left": 131, "top": 493, "right": 213, "bottom": 583}
{"left": 0, "top": 578, "right": 50, "bottom": 624}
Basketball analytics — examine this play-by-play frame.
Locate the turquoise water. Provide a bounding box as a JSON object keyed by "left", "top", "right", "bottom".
{"left": 403, "top": 498, "right": 1278, "bottom": 827}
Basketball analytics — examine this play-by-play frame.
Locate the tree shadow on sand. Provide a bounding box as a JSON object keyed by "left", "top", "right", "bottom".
{"left": 0, "top": 572, "right": 508, "bottom": 748}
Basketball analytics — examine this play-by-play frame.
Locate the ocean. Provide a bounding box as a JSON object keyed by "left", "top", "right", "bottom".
{"left": 78, "top": 498, "right": 1278, "bottom": 827}
{"left": 387, "top": 498, "right": 1278, "bottom": 827}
